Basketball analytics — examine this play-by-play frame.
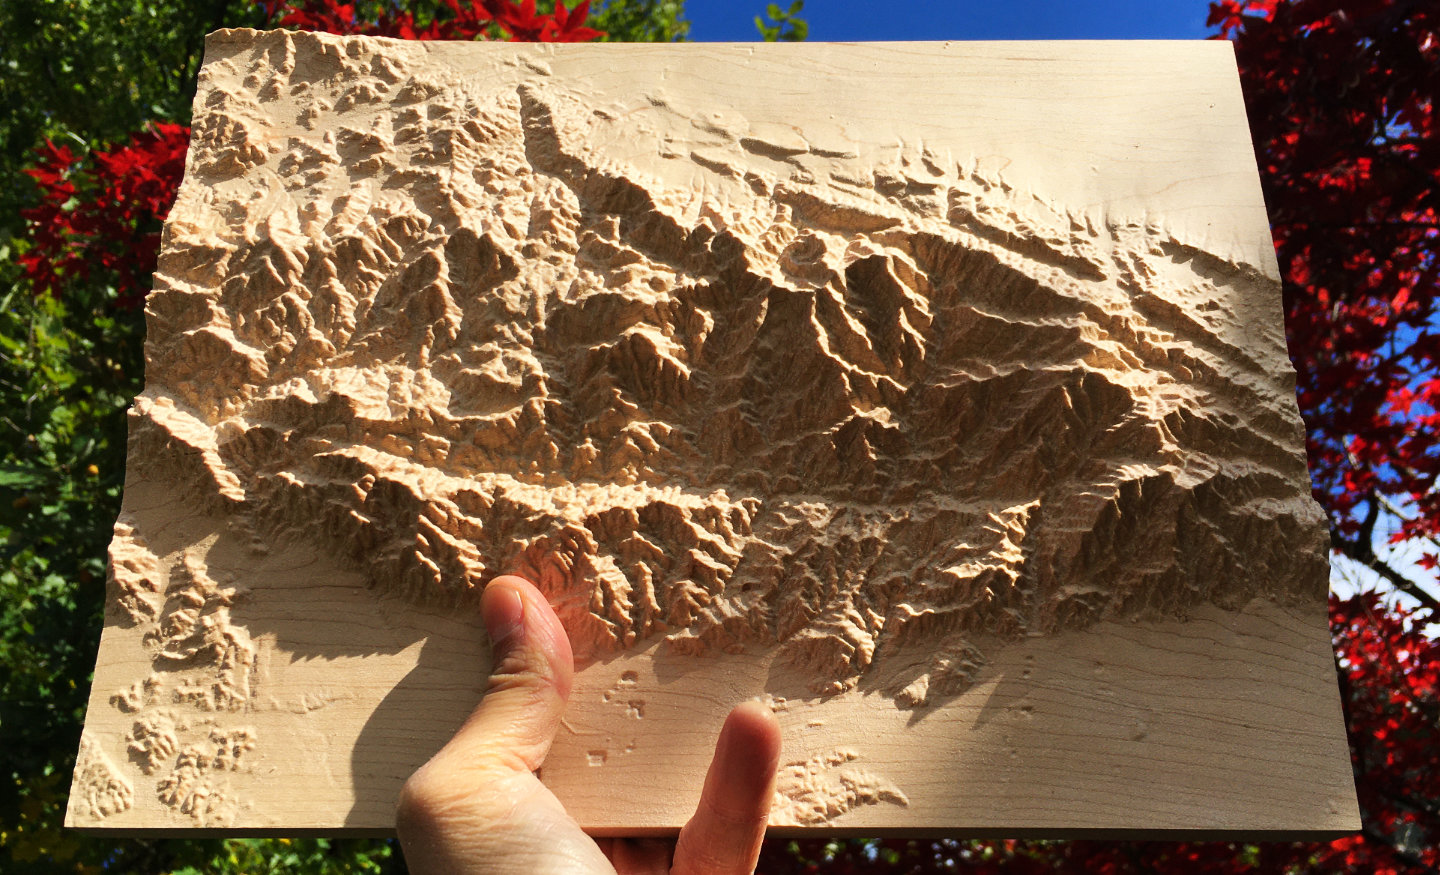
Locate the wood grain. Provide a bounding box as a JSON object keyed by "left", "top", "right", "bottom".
{"left": 68, "top": 32, "right": 1358, "bottom": 836}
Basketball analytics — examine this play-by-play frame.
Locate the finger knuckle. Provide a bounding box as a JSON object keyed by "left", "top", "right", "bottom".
{"left": 395, "top": 768, "right": 450, "bottom": 834}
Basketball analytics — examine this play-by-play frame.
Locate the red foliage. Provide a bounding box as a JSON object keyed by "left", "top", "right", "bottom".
{"left": 1212, "top": 1, "right": 1439, "bottom": 551}
{"left": 1324, "top": 592, "right": 1440, "bottom": 872}
{"left": 1208, "top": 5, "right": 1440, "bottom": 864}
{"left": 255, "top": 0, "right": 601, "bottom": 42}
{"left": 19, "top": 123, "right": 189, "bottom": 308}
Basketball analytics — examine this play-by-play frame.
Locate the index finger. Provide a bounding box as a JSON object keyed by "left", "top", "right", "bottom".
{"left": 672, "top": 701, "right": 783, "bottom": 875}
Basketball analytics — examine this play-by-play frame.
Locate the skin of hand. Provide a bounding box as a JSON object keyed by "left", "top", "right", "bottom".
{"left": 396, "top": 575, "right": 784, "bottom": 875}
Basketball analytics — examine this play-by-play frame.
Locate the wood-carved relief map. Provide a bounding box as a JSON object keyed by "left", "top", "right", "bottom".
{"left": 69, "top": 32, "right": 1358, "bottom": 835}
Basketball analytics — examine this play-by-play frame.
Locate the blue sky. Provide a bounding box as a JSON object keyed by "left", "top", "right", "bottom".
{"left": 682, "top": 0, "right": 1214, "bottom": 42}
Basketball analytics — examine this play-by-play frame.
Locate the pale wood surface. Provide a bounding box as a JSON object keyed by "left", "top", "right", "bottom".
{"left": 68, "top": 33, "right": 1358, "bottom": 836}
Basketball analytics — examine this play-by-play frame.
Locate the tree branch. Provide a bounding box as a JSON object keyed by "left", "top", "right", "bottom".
{"left": 1371, "top": 491, "right": 1440, "bottom": 556}
{"left": 1331, "top": 498, "right": 1440, "bottom": 617}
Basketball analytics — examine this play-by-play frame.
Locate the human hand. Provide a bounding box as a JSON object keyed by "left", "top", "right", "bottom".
{"left": 396, "top": 575, "right": 784, "bottom": 874}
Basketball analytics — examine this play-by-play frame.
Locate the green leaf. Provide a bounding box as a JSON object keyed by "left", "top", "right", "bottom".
{"left": 0, "top": 468, "right": 43, "bottom": 488}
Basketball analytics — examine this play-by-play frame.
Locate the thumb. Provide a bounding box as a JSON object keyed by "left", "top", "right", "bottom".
{"left": 449, "top": 574, "right": 576, "bottom": 774}
{"left": 397, "top": 577, "right": 609, "bottom": 874}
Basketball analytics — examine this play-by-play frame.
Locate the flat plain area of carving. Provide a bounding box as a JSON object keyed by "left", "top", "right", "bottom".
{"left": 70, "top": 32, "right": 1359, "bottom": 834}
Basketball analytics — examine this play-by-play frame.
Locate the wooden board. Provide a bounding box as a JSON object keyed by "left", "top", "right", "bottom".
{"left": 68, "top": 31, "right": 1359, "bottom": 836}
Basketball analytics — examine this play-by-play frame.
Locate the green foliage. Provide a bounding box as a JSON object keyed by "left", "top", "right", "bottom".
{"left": 590, "top": 0, "right": 690, "bottom": 42}
{"left": 755, "top": 0, "right": 807, "bottom": 42}
{"left": 0, "top": 259, "right": 134, "bottom": 869}
{"left": 171, "top": 838, "right": 394, "bottom": 873}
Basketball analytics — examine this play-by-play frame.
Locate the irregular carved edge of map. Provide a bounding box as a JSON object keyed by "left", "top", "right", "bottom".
{"left": 771, "top": 748, "right": 910, "bottom": 827}
{"left": 77, "top": 518, "right": 262, "bottom": 826}
{"left": 127, "top": 27, "right": 1327, "bottom": 715}
{"left": 68, "top": 734, "right": 134, "bottom": 823}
